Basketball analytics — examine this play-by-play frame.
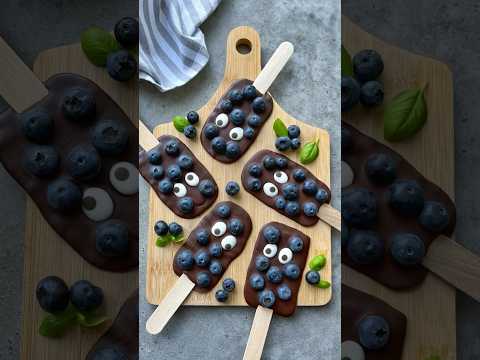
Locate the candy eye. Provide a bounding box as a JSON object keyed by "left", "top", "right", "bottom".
{"left": 82, "top": 187, "right": 114, "bottom": 222}
{"left": 185, "top": 172, "right": 199, "bottom": 186}
{"left": 173, "top": 183, "right": 187, "bottom": 197}
{"left": 263, "top": 244, "right": 278, "bottom": 258}
{"left": 341, "top": 340, "right": 365, "bottom": 360}
{"left": 278, "top": 248, "right": 293, "bottom": 264}
{"left": 229, "top": 127, "right": 244, "bottom": 141}
{"left": 215, "top": 113, "right": 229, "bottom": 128}
{"left": 109, "top": 162, "right": 138, "bottom": 195}
{"left": 263, "top": 182, "right": 278, "bottom": 197}
{"left": 211, "top": 221, "right": 227, "bottom": 237}
{"left": 221, "top": 235, "right": 237, "bottom": 250}
{"left": 274, "top": 171, "right": 288, "bottom": 184}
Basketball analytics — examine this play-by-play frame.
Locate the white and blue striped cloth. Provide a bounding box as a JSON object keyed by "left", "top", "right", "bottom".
{"left": 139, "top": 0, "right": 222, "bottom": 92}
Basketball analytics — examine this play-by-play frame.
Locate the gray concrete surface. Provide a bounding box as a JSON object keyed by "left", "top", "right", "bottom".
{"left": 139, "top": 1, "right": 341, "bottom": 359}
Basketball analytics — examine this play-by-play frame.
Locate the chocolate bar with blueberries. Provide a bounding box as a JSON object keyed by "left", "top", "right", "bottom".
{"left": 200, "top": 79, "right": 273, "bottom": 163}
{"left": 139, "top": 135, "right": 218, "bottom": 219}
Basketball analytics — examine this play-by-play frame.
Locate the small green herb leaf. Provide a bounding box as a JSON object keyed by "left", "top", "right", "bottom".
{"left": 81, "top": 27, "right": 120, "bottom": 67}
{"left": 309, "top": 255, "right": 327, "bottom": 271}
{"left": 316, "top": 280, "right": 331, "bottom": 289}
{"left": 384, "top": 86, "right": 428, "bottom": 142}
{"left": 299, "top": 139, "right": 319, "bottom": 164}
{"left": 273, "top": 118, "right": 288, "bottom": 137}
{"left": 173, "top": 115, "right": 190, "bottom": 133}
{"left": 171, "top": 234, "right": 185, "bottom": 244}
{"left": 341, "top": 45, "right": 353, "bottom": 77}
{"left": 156, "top": 235, "right": 172, "bottom": 247}
{"left": 39, "top": 306, "right": 77, "bottom": 338}
{"left": 76, "top": 312, "right": 108, "bottom": 328}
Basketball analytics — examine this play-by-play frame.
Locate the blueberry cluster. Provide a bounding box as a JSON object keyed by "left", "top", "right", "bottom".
{"left": 275, "top": 125, "right": 301, "bottom": 152}
{"left": 214, "top": 278, "right": 236, "bottom": 303}
{"left": 183, "top": 111, "right": 200, "bottom": 139}
{"left": 154, "top": 220, "right": 183, "bottom": 246}
{"left": 342, "top": 49, "right": 384, "bottom": 111}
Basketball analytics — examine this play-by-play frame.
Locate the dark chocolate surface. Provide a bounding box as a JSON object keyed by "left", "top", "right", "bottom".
{"left": 244, "top": 222, "right": 310, "bottom": 317}
{"left": 200, "top": 79, "right": 273, "bottom": 163}
{"left": 342, "top": 122, "right": 456, "bottom": 289}
{"left": 138, "top": 135, "right": 218, "bottom": 218}
{"left": 241, "top": 149, "right": 331, "bottom": 227}
{"left": 342, "top": 285, "right": 406, "bottom": 360}
{"left": 173, "top": 201, "right": 252, "bottom": 292}
{"left": 0, "top": 74, "right": 138, "bottom": 272}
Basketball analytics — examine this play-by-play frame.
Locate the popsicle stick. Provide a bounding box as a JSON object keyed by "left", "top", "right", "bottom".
{"left": 318, "top": 204, "right": 341, "bottom": 232}
{"left": 253, "top": 42, "right": 294, "bottom": 94}
{"left": 139, "top": 120, "right": 159, "bottom": 151}
{"left": 243, "top": 306, "right": 273, "bottom": 360}
{"left": 0, "top": 37, "right": 48, "bottom": 112}
{"left": 145, "top": 274, "right": 195, "bottom": 335}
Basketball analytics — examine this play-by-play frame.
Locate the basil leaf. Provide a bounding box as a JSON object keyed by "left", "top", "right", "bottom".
{"left": 39, "top": 306, "right": 77, "bottom": 338}
{"left": 81, "top": 27, "right": 120, "bottom": 67}
{"left": 76, "top": 312, "right": 108, "bottom": 328}
{"left": 315, "top": 280, "right": 331, "bottom": 289}
{"left": 309, "top": 255, "right": 327, "bottom": 271}
{"left": 171, "top": 234, "right": 185, "bottom": 244}
{"left": 341, "top": 45, "right": 353, "bottom": 77}
{"left": 273, "top": 118, "right": 288, "bottom": 137}
{"left": 299, "top": 139, "right": 319, "bottom": 164}
{"left": 173, "top": 115, "right": 190, "bottom": 133}
{"left": 384, "top": 87, "right": 428, "bottom": 141}
{"left": 156, "top": 234, "right": 172, "bottom": 247}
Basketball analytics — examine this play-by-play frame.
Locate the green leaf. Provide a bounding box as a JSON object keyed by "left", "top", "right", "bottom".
{"left": 171, "top": 234, "right": 185, "bottom": 244}
{"left": 299, "top": 139, "right": 319, "bottom": 164}
{"left": 273, "top": 118, "right": 288, "bottom": 137}
{"left": 384, "top": 86, "right": 428, "bottom": 142}
{"left": 81, "top": 27, "right": 120, "bottom": 67}
{"left": 341, "top": 45, "right": 353, "bottom": 77}
{"left": 173, "top": 115, "right": 190, "bottom": 133}
{"left": 39, "top": 306, "right": 77, "bottom": 338}
{"left": 316, "top": 280, "right": 331, "bottom": 289}
{"left": 309, "top": 255, "right": 327, "bottom": 271}
{"left": 76, "top": 312, "right": 108, "bottom": 328}
{"left": 156, "top": 234, "right": 172, "bottom": 247}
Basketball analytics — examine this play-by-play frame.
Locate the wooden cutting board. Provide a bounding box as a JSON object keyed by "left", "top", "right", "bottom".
{"left": 342, "top": 17, "right": 456, "bottom": 359}
{"left": 145, "top": 26, "right": 332, "bottom": 307}
{"left": 20, "top": 44, "right": 138, "bottom": 359}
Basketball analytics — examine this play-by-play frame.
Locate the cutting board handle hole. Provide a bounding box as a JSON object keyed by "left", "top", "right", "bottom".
{"left": 236, "top": 38, "right": 252, "bottom": 55}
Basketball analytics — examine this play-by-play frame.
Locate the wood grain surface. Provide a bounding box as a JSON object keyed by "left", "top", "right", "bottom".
{"left": 145, "top": 26, "right": 333, "bottom": 307}
{"left": 342, "top": 16, "right": 456, "bottom": 360}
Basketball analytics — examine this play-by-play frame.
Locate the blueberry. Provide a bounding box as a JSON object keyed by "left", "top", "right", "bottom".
{"left": 419, "top": 201, "right": 450, "bottom": 233}
{"left": 66, "top": 144, "right": 101, "bottom": 180}
{"left": 360, "top": 81, "right": 384, "bottom": 106}
{"left": 169, "top": 222, "right": 183, "bottom": 236}
{"left": 341, "top": 221, "right": 349, "bottom": 247}
{"left": 183, "top": 125, "right": 197, "bottom": 139}
{"left": 252, "top": 97, "right": 266, "bottom": 113}
{"left": 283, "top": 263, "right": 301, "bottom": 280}
{"left": 166, "top": 164, "right": 182, "bottom": 181}
{"left": 358, "top": 315, "right": 390, "bottom": 350}
{"left": 285, "top": 201, "right": 300, "bottom": 216}
{"left": 287, "top": 125, "right": 301, "bottom": 139}
{"left": 255, "top": 255, "right": 270, "bottom": 272}
{"left": 89, "top": 347, "right": 127, "bottom": 360}
{"left": 216, "top": 204, "right": 231, "bottom": 218}
{"left": 194, "top": 249, "right": 211, "bottom": 268}
{"left": 154, "top": 220, "right": 169, "bottom": 236}
{"left": 158, "top": 179, "right": 173, "bottom": 194}
{"left": 365, "top": 153, "right": 396, "bottom": 185}
{"left": 225, "top": 141, "right": 241, "bottom": 159}
{"left": 198, "top": 179, "right": 216, "bottom": 197}
{"left": 302, "top": 179, "right": 318, "bottom": 196}
{"left": 70, "top": 280, "right": 104, "bottom": 312}
{"left": 186, "top": 111, "right": 199, "bottom": 124}
{"left": 175, "top": 249, "right": 194, "bottom": 270}
{"left": 95, "top": 220, "right": 129, "bottom": 257}
{"left": 92, "top": 120, "right": 129, "bottom": 155}
{"left": 195, "top": 228, "right": 210, "bottom": 246}
{"left": 262, "top": 155, "right": 276, "bottom": 170}
{"left": 277, "top": 284, "right": 292, "bottom": 301}
{"left": 390, "top": 233, "right": 426, "bottom": 266}
{"left": 243, "top": 84, "right": 258, "bottom": 100}
{"left": 347, "top": 230, "right": 384, "bottom": 265}
{"left": 244, "top": 127, "right": 255, "bottom": 139}
{"left": 106, "top": 50, "right": 137, "bottom": 82}
{"left": 164, "top": 139, "right": 180, "bottom": 156}
{"left": 62, "top": 87, "right": 96, "bottom": 122}
{"left": 246, "top": 177, "right": 262, "bottom": 192}
{"left": 36, "top": 276, "right": 69, "bottom": 313}
{"left": 228, "top": 218, "right": 244, "bottom": 236}
{"left": 114, "top": 17, "right": 139, "bottom": 47}
{"left": 21, "top": 109, "right": 53, "bottom": 144}
{"left": 248, "top": 163, "right": 263, "bottom": 177}
{"left": 266, "top": 266, "right": 283, "bottom": 284}
{"left": 148, "top": 148, "right": 162, "bottom": 165}
{"left": 23, "top": 145, "right": 59, "bottom": 177}
{"left": 315, "top": 189, "right": 329, "bottom": 203}
{"left": 228, "top": 89, "right": 243, "bottom": 104}
{"left": 282, "top": 183, "right": 299, "bottom": 201}
{"left": 209, "top": 242, "right": 223, "bottom": 258}
{"left": 305, "top": 270, "right": 320, "bottom": 285}
{"left": 178, "top": 197, "right": 194, "bottom": 214}
{"left": 196, "top": 272, "right": 212, "bottom": 288}
{"left": 342, "top": 187, "right": 377, "bottom": 227}
{"left": 342, "top": 127, "right": 353, "bottom": 153}
{"left": 353, "top": 49, "right": 384, "bottom": 82}
{"left": 219, "top": 99, "right": 233, "bottom": 113}
{"left": 258, "top": 290, "right": 276, "bottom": 308}
{"left": 47, "top": 179, "right": 82, "bottom": 212}
{"left": 275, "top": 136, "right": 291, "bottom": 152}
{"left": 230, "top": 108, "right": 246, "bottom": 126}
{"left": 388, "top": 180, "right": 424, "bottom": 217}
{"left": 211, "top": 137, "right": 227, "bottom": 154}
{"left": 303, "top": 202, "right": 319, "bottom": 217}
{"left": 247, "top": 114, "right": 262, "bottom": 128}
{"left": 290, "top": 138, "right": 301, "bottom": 150}
{"left": 215, "top": 289, "right": 229, "bottom": 302}
{"left": 222, "top": 278, "right": 236, "bottom": 292}
{"left": 209, "top": 260, "right": 223, "bottom": 275}
{"left": 274, "top": 196, "right": 287, "bottom": 210}
{"left": 204, "top": 123, "right": 219, "bottom": 140}
{"left": 275, "top": 156, "right": 288, "bottom": 169}
{"left": 249, "top": 273, "right": 265, "bottom": 291}
{"left": 177, "top": 154, "right": 193, "bottom": 170}
{"left": 341, "top": 76, "right": 361, "bottom": 112}
{"left": 288, "top": 236, "right": 304, "bottom": 253}
{"left": 292, "top": 168, "right": 306, "bottom": 182}
{"left": 263, "top": 225, "right": 281, "bottom": 244}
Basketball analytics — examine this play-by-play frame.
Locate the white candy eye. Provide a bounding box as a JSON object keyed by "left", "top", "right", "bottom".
{"left": 211, "top": 221, "right": 227, "bottom": 237}
{"left": 263, "top": 244, "right": 278, "bottom": 258}
{"left": 341, "top": 340, "right": 365, "bottom": 360}
{"left": 221, "top": 235, "right": 237, "bottom": 250}
{"left": 342, "top": 161, "right": 354, "bottom": 188}
{"left": 273, "top": 171, "right": 288, "bottom": 184}
{"left": 263, "top": 182, "right": 278, "bottom": 197}
{"left": 185, "top": 172, "right": 199, "bottom": 186}
{"left": 173, "top": 183, "right": 187, "bottom": 197}
{"left": 109, "top": 162, "right": 138, "bottom": 195}
{"left": 278, "top": 248, "right": 293, "bottom": 264}
{"left": 229, "top": 127, "right": 244, "bottom": 141}
{"left": 215, "top": 113, "right": 229, "bottom": 128}
{"left": 82, "top": 187, "right": 114, "bottom": 222}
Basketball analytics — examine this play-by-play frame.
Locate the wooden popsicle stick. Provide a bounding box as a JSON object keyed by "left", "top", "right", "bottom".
{"left": 243, "top": 306, "right": 274, "bottom": 360}
{"left": 253, "top": 42, "right": 294, "bottom": 94}
{"left": 0, "top": 36, "right": 48, "bottom": 112}
{"left": 145, "top": 274, "right": 195, "bottom": 335}
{"left": 139, "top": 120, "right": 159, "bottom": 151}
{"left": 318, "top": 204, "right": 341, "bottom": 232}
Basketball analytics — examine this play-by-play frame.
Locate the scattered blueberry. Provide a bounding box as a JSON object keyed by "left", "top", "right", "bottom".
{"left": 275, "top": 136, "right": 291, "bottom": 152}
{"left": 249, "top": 273, "right": 265, "bottom": 291}
{"left": 262, "top": 155, "right": 276, "bottom": 170}
{"left": 342, "top": 187, "right": 377, "bottom": 227}
{"left": 209, "top": 260, "right": 223, "bottom": 275}
{"left": 114, "top": 17, "right": 139, "bottom": 47}
{"left": 262, "top": 225, "right": 281, "bottom": 244}
{"left": 283, "top": 263, "right": 301, "bottom": 279}
{"left": 224, "top": 181, "right": 240, "bottom": 197}
{"left": 21, "top": 109, "right": 53, "bottom": 144}
{"left": 164, "top": 139, "right": 180, "bottom": 156}
{"left": 287, "top": 125, "right": 301, "bottom": 139}
{"left": 186, "top": 111, "right": 199, "bottom": 125}
{"left": 255, "top": 255, "right": 270, "bottom": 272}
{"left": 198, "top": 179, "right": 216, "bottom": 197}
{"left": 360, "top": 81, "right": 384, "bottom": 106}
{"left": 288, "top": 236, "right": 304, "bottom": 253}
{"left": 47, "top": 179, "right": 82, "bottom": 212}
{"left": 303, "top": 202, "right": 319, "bottom": 217}
{"left": 222, "top": 278, "right": 236, "bottom": 292}
{"left": 357, "top": 315, "right": 390, "bottom": 350}
{"left": 158, "top": 179, "right": 173, "bottom": 194}
{"left": 92, "top": 119, "right": 129, "bottom": 155}
{"left": 292, "top": 168, "right": 306, "bottom": 182}
{"left": 247, "top": 114, "right": 262, "bottom": 128}
{"left": 390, "top": 233, "right": 426, "bottom": 266}
{"left": 285, "top": 201, "right": 300, "bottom": 216}
{"left": 248, "top": 163, "right": 263, "bottom": 177}
{"left": 220, "top": 99, "right": 233, "bottom": 113}
{"left": 216, "top": 203, "right": 231, "bottom": 218}
{"left": 178, "top": 197, "right": 194, "bottom": 214}
{"left": 209, "top": 242, "right": 223, "bottom": 258}
{"left": 175, "top": 249, "right": 194, "bottom": 270}
{"left": 388, "top": 179, "right": 424, "bottom": 217}
{"left": 211, "top": 137, "right": 227, "bottom": 154}
{"left": 274, "top": 196, "right": 287, "bottom": 210}
{"left": 353, "top": 49, "right": 384, "bottom": 82}
{"left": 252, "top": 97, "right": 266, "bottom": 113}
{"left": 228, "top": 218, "right": 244, "bottom": 236}
{"left": 66, "top": 144, "right": 101, "bottom": 180}
{"left": 70, "top": 280, "right": 103, "bottom": 312}
{"left": 196, "top": 272, "right": 212, "bottom": 288}
{"left": 215, "top": 289, "right": 229, "bottom": 302}
{"left": 166, "top": 164, "right": 182, "bottom": 181}
{"left": 244, "top": 127, "right": 255, "bottom": 139}
{"left": 228, "top": 89, "right": 243, "bottom": 104}
{"left": 302, "top": 179, "right": 318, "bottom": 196}
{"left": 225, "top": 141, "right": 241, "bottom": 159}
{"left": 95, "top": 220, "right": 129, "bottom": 257}
{"left": 275, "top": 156, "right": 288, "bottom": 169}
{"left": 176, "top": 154, "right": 193, "bottom": 170}
{"left": 282, "top": 183, "right": 299, "bottom": 201}
{"left": 183, "top": 125, "right": 197, "bottom": 139}
{"left": 305, "top": 270, "right": 320, "bottom": 285}
{"left": 365, "top": 153, "right": 396, "bottom": 185}
{"left": 258, "top": 290, "right": 276, "bottom": 308}
{"left": 204, "top": 123, "right": 219, "bottom": 140}
{"left": 315, "top": 189, "right": 329, "bottom": 203}
{"left": 24, "top": 145, "right": 59, "bottom": 177}
{"left": 347, "top": 230, "right": 384, "bottom": 265}
{"left": 243, "top": 84, "right": 258, "bottom": 100}
{"left": 36, "top": 276, "right": 69, "bottom": 313}
{"left": 169, "top": 222, "right": 183, "bottom": 236}
{"left": 290, "top": 138, "right": 301, "bottom": 150}
{"left": 419, "top": 201, "right": 450, "bottom": 233}
{"left": 266, "top": 266, "right": 283, "bottom": 284}
{"left": 148, "top": 148, "right": 162, "bottom": 165}
{"left": 341, "top": 76, "right": 361, "bottom": 112}
{"left": 246, "top": 177, "right": 262, "bottom": 192}
{"left": 276, "top": 284, "right": 292, "bottom": 301}
{"left": 230, "top": 108, "right": 246, "bottom": 126}
{"left": 62, "top": 87, "right": 96, "bottom": 122}
{"left": 154, "top": 220, "right": 169, "bottom": 236}
{"left": 106, "top": 50, "right": 137, "bottom": 82}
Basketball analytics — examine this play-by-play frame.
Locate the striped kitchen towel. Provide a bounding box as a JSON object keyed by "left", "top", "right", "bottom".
{"left": 139, "top": 0, "right": 222, "bottom": 92}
